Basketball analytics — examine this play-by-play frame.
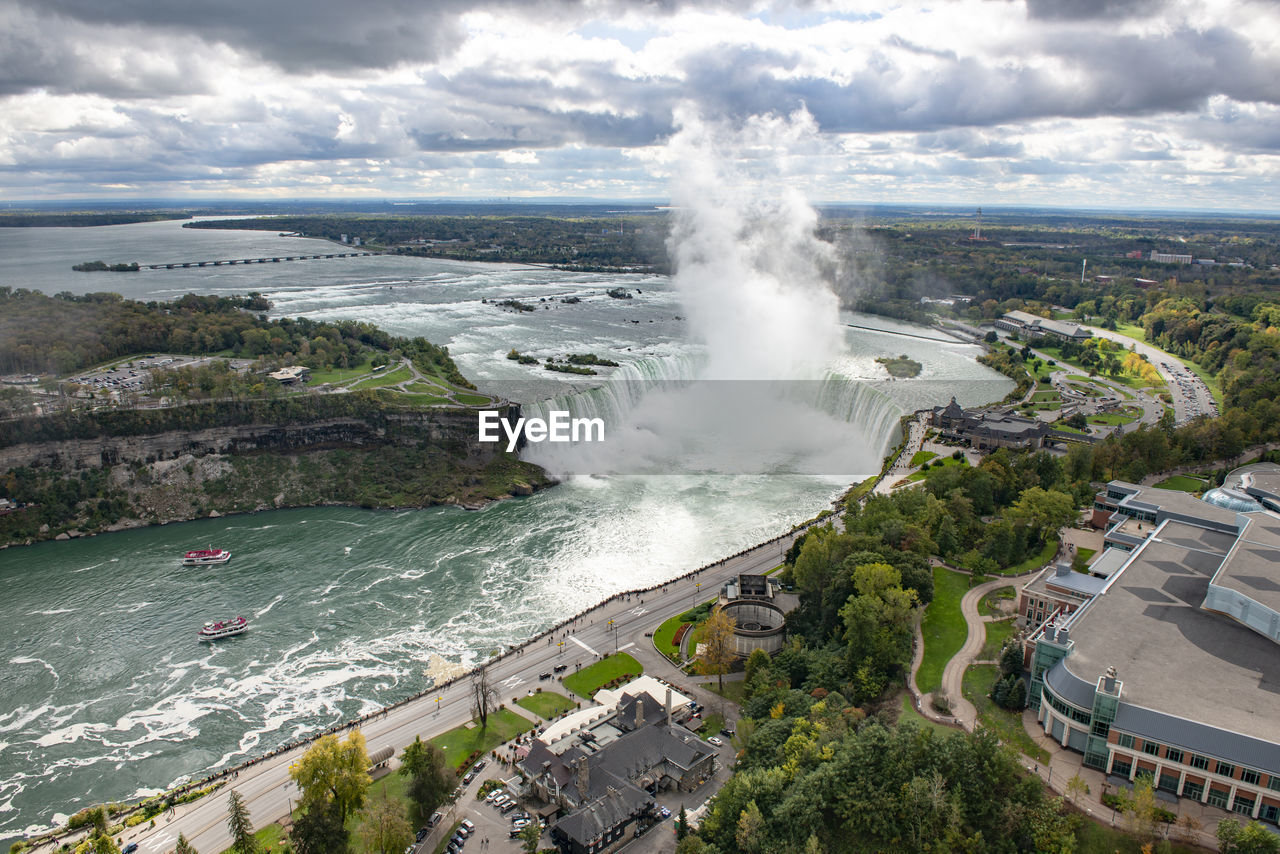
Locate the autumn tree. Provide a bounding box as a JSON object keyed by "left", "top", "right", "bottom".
{"left": 226, "top": 790, "right": 258, "bottom": 854}
{"left": 355, "top": 792, "right": 412, "bottom": 854}
{"left": 696, "top": 605, "right": 737, "bottom": 691}
{"left": 735, "top": 800, "right": 764, "bottom": 854}
{"left": 290, "top": 730, "right": 372, "bottom": 824}
{"left": 399, "top": 736, "right": 452, "bottom": 821}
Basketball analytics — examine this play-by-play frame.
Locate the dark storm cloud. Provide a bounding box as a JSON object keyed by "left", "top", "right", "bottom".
{"left": 4, "top": 0, "right": 754, "bottom": 81}
{"left": 1024, "top": 0, "right": 1168, "bottom": 20}
{"left": 677, "top": 25, "right": 1279, "bottom": 135}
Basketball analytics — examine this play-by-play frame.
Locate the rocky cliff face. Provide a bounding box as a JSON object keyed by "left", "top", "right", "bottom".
{"left": 0, "top": 403, "right": 551, "bottom": 546}
{"left": 0, "top": 406, "right": 504, "bottom": 471}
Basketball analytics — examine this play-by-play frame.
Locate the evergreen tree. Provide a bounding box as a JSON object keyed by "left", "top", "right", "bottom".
{"left": 226, "top": 790, "right": 257, "bottom": 854}
{"left": 174, "top": 834, "right": 198, "bottom": 854}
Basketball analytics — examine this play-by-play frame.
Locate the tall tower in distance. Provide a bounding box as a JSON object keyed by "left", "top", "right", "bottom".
{"left": 971, "top": 207, "right": 983, "bottom": 241}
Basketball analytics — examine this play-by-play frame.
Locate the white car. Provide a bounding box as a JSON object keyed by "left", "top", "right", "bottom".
{"left": 707, "top": 736, "right": 723, "bottom": 746}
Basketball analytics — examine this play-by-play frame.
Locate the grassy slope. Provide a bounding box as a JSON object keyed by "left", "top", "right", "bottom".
{"left": 916, "top": 567, "right": 971, "bottom": 695}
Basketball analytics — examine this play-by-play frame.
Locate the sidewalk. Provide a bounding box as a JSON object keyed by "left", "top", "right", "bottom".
{"left": 1019, "top": 712, "right": 1226, "bottom": 850}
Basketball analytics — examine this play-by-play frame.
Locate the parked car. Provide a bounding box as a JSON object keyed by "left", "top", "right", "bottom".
{"left": 428, "top": 810, "right": 444, "bottom": 827}
{"left": 485, "top": 789, "right": 501, "bottom": 803}
{"left": 500, "top": 801, "right": 518, "bottom": 814}
{"left": 707, "top": 736, "right": 723, "bottom": 747}
{"left": 659, "top": 806, "right": 671, "bottom": 819}
{"left": 460, "top": 819, "right": 475, "bottom": 835}
{"left": 473, "top": 760, "right": 487, "bottom": 772}
{"left": 462, "top": 770, "right": 476, "bottom": 784}
{"left": 122, "top": 846, "right": 138, "bottom": 854}
{"left": 415, "top": 827, "right": 428, "bottom": 842}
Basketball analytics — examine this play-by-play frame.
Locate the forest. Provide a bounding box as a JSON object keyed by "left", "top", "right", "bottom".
{"left": 0, "top": 288, "right": 470, "bottom": 388}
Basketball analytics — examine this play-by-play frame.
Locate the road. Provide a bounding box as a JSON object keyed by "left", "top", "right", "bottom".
{"left": 1082, "top": 325, "right": 1217, "bottom": 425}
{"left": 88, "top": 530, "right": 798, "bottom": 854}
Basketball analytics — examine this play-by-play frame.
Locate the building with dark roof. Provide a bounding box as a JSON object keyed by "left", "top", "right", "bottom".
{"left": 1027, "top": 474, "right": 1280, "bottom": 827}
{"left": 519, "top": 688, "right": 717, "bottom": 853}
{"left": 930, "top": 398, "right": 1051, "bottom": 450}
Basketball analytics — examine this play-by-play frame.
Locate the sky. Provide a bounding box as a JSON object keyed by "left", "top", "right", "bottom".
{"left": 1, "top": 0, "right": 1278, "bottom": 210}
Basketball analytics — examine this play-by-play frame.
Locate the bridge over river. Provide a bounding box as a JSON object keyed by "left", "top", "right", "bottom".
{"left": 144, "top": 251, "right": 378, "bottom": 269}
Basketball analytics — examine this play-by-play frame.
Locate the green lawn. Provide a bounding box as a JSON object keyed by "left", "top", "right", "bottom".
{"left": 1111, "top": 321, "right": 1148, "bottom": 342}
{"left": 429, "top": 708, "right": 534, "bottom": 769}
{"left": 895, "top": 692, "right": 957, "bottom": 736}
{"left": 561, "top": 652, "right": 643, "bottom": 699}
{"left": 308, "top": 357, "right": 376, "bottom": 384}
{"left": 961, "top": 664, "right": 1049, "bottom": 763}
{"left": 705, "top": 679, "right": 747, "bottom": 705}
{"left": 910, "top": 450, "right": 938, "bottom": 466}
{"left": 908, "top": 455, "right": 969, "bottom": 482}
{"left": 1087, "top": 411, "right": 1138, "bottom": 426}
{"left": 516, "top": 691, "right": 576, "bottom": 719}
{"left": 979, "top": 618, "right": 1016, "bottom": 661}
{"left": 1076, "top": 547, "right": 1096, "bottom": 564}
{"left": 454, "top": 393, "right": 496, "bottom": 406}
{"left": 1155, "top": 474, "right": 1208, "bottom": 493}
{"left": 351, "top": 365, "right": 412, "bottom": 388}
{"left": 218, "top": 822, "right": 288, "bottom": 854}
{"left": 653, "top": 610, "right": 695, "bottom": 662}
{"left": 916, "top": 567, "right": 972, "bottom": 695}
{"left": 1030, "top": 390, "right": 1061, "bottom": 402}
{"left": 978, "top": 586, "right": 1016, "bottom": 618}
{"left": 1002, "top": 537, "right": 1059, "bottom": 576}
{"left": 405, "top": 379, "right": 448, "bottom": 393}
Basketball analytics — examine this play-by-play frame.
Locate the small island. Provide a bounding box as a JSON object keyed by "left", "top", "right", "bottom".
{"left": 876, "top": 354, "right": 922, "bottom": 378}
{"left": 506, "top": 349, "right": 539, "bottom": 365}
{"left": 566, "top": 353, "right": 619, "bottom": 367}
{"left": 72, "top": 260, "right": 140, "bottom": 272}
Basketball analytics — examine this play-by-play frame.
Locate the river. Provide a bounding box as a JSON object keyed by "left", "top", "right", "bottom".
{"left": 0, "top": 218, "right": 1011, "bottom": 838}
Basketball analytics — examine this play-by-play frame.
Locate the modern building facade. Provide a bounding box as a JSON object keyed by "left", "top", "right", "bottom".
{"left": 1027, "top": 471, "right": 1280, "bottom": 827}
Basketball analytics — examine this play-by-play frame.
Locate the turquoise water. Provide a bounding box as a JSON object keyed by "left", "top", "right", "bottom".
{"left": 0, "top": 219, "right": 1011, "bottom": 837}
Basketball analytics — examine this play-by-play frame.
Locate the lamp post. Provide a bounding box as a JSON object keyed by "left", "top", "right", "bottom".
{"left": 607, "top": 619, "right": 618, "bottom": 653}
{"left": 558, "top": 640, "right": 564, "bottom": 657}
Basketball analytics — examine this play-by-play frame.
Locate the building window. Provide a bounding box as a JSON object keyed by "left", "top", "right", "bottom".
{"left": 1142, "top": 741, "right": 1161, "bottom": 756}
{"left": 1158, "top": 773, "right": 1180, "bottom": 793}
{"left": 1261, "top": 804, "right": 1279, "bottom": 824}
{"left": 1165, "top": 748, "right": 1183, "bottom": 764}
{"left": 1112, "top": 756, "right": 1133, "bottom": 778}
{"left": 1232, "top": 794, "right": 1256, "bottom": 816}
{"left": 1207, "top": 788, "right": 1230, "bottom": 810}
{"left": 1269, "top": 776, "right": 1280, "bottom": 793}
{"left": 1216, "top": 761, "right": 1237, "bottom": 778}
{"left": 1183, "top": 781, "right": 1204, "bottom": 801}
{"left": 1092, "top": 720, "right": 1111, "bottom": 738}
{"left": 1117, "top": 734, "right": 1135, "bottom": 749}
{"left": 1242, "top": 769, "right": 1261, "bottom": 786}
{"left": 1190, "top": 755, "right": 1210, "bottom": 771}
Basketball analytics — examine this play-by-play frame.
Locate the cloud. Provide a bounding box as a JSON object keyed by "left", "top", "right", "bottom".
{"left": 0, "top": 0, "right": 1278, "bottom": 207}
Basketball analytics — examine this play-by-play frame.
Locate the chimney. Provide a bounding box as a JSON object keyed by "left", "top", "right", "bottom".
{"left": 634, "top": 696, "right": 644, "bottom": 730}
{"left": 665, "top": 688, "right": 673, "bottom": 727}
{"left": 575, "top": 757, "right": 589, "bottom": 801}
{"left": 1058, "top": 626, "right": 1070, "bottom": 644}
